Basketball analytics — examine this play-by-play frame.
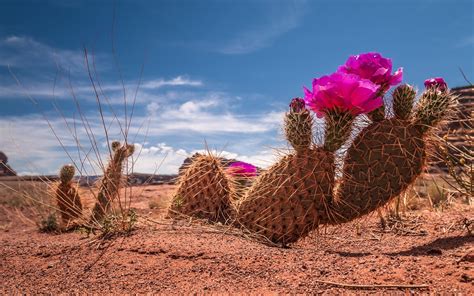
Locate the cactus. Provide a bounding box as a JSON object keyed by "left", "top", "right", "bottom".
{"left": 330, "top": 85, "right": 455, "bottom": 223}
{"left": 236, "top": 98, "right": 342, "bottom": 244}
{"left": 55, "top": 164, "right": 83, "bottom": 226}
{"left": 393, "top": 84, "right": 416, "bottom": 120}
{"left": 169, "top": 153, "right": 234, "bottom": 222}
{"left": 167, "top": 53, "right": 456, "bottom": 245}
{"left": 91, "top": 141, "right": 135, "bottom": 222}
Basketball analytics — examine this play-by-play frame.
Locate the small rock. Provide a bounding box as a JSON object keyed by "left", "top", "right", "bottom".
{"left": 426, "top": 248, "right": 442, "bottom": 256}
{"left": 460, "top": 274, "right": 472, "bottom": 283}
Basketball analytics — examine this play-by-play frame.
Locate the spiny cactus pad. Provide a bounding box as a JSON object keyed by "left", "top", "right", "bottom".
{"left": 91, "top": 142, "right": 134, "bottom": 222}
{"left": 59, "top": 164, "right": 75, "bottom": 183}
{"left": 56, "top": 164, "right": 82, "bottom": 225}
{"left": 284, "top": 107, "right": 313, "bottom": 151}
{"left": 237, "top": 148, "right": 334, "bottom": 244}
{"left": 169, "top": 154, "right": 234, "bottom": 222}
{"left": 331, "top": 119, "right": 425, "bottom": 223}
{"left": 393, "top": 84, "right": 416, "bottom": 120}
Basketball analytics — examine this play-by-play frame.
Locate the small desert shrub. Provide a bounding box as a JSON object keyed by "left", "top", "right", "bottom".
{"left": 84, "top": 209, "right": 138, "bottom": 239}
{"left": 38, "top": 213, "right": 60, "bottom": 233}
{"left": 149, "top": 198, "right": 167, "bottom": 210}
{"left": 426, "top": 181, "right": 453, "bottom": 210}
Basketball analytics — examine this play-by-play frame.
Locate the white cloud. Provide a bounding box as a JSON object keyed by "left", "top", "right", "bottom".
{"left": 0, "top": 75, "right": 203, "bottom": 102}
{"left": 0, "top": 36, "right": 93, "bottom": 73}
{"left": 0, "top": 103, "right": 285, "bottom": 175}
{"left": 140, "top": 98, "right": 283, "bottom": 134}
{"left": 216, "top": 1, "right": 308, "bottom": 54}
{"left": 141, "top": 76, "right": 203, "bottom": 89}
{"left": 146, "top": 102, "right": 160, "bottom": 116}
{"left": 133, "top": 142, "right": 277, "bottom": 174}
{"left": 456, "top": 35, "right": 474, "bottom": 48}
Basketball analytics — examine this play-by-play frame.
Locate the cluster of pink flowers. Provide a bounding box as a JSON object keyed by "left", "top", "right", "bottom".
{"left": 304, "top": 52, "right": 403, "bottom": 117}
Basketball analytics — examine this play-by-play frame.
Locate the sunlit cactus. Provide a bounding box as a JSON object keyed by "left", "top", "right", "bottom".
{"left": 393, "top": 84, "right": 416, "bottom": 120}
{"left": 166, "top": 52, "right": 457, "bottom": 245}
{"left": 284, "top": 98, "right": 313, "bottom": 152}
{"left": 91, "top": 141, "right": 135, "bottom": 222}
{"left": 331, "top": 79, "right": 456, "bottom": 224}
{"left": 55, "top": 164, "right": 83, "bottom": 226}
{"left": 169, "top": 153, "right": 234, "bottom": 222}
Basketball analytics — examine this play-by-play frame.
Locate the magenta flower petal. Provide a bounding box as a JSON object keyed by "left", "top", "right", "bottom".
{"left": 338, "top": 52, "right": 403, "bottom": 91}
{"left": 227, "top": 161, "right": 258, "bottom": 177}
{"left": 390, "top": 67, "right": 404, "bottom": 85}
{"left": 289, "top": 98, "right": 306, "bottom": 112}
{"left": 424, "top": 77, "right": 447, "bottom": 91}
{"left": 303, "top": 71, "right": 381, "bottom": 117}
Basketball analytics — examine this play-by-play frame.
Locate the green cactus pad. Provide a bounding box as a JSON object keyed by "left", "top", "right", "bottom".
{"left": 169, "top": 154, "right": 234, "bottom": 223}
{"left": 393, "top": 84, "right": 416, "bottom": 120}
{"left": 332, "top": 119, "right": 425, "bottom": 223}
{"left": 56, "top": 165, "right": 82, "bottom": 225}
{"left": 284, "top": 109, "right": 313, "bottom": 152}
{"left": 237, "top": 148, "right": 334, "bottom": 244}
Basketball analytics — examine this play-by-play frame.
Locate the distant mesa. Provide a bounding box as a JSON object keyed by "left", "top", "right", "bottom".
{"left": 0, "top": 151, "right": 17, "bottom": 176}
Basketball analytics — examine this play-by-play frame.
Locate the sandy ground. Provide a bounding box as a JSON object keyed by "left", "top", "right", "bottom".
{"left": 0, "top": 183, "right": 473, "bottom": 294}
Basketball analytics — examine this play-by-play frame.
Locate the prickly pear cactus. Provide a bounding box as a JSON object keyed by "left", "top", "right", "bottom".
{"left": 237, "top": 148, "right": 335, "bottom": 244}
{"left": 56, "top": 164, "right": 83, "bottom": 225}
{"left": 330, "top": 85, "right": 455, "bottom": 223}
{"left": 169, "top": 153, "right": 234, "bottom": 222}
{"left": 236, "top": 98, "right": 344, "bottom": 244}
{"left": 91, "top": 141, "right": 135, "bottom": 222}
{"left": 165, "top": 52, "right": 456, "bottom": 246}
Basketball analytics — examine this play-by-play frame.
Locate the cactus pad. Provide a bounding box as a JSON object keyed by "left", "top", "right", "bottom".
{"left": 332, "top": 119, "right": 425, "bottom": 223}
{"left": 169, "top": 154, "right": 234, "bottom": 222}
{"left": 237, "top": 148, "right": 334, "bottom": 244}
{"left": 56, "top": 164, "right": 82, "bottom": 225}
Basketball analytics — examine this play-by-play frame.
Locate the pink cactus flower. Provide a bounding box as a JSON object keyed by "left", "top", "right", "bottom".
{"left": 304, "top": 72, "right": 382, "bottom": 118}
{"left": 227, "top": 161, "right": 258, "bottom": 177}
{"left": 289, "top": 98, "right": 306, "bottom": 112}
{"left": 424, "top": 77, "right": 447, "bottom": 91}
{"left": 338, "top": 52, "right": 403, "bottom": 92}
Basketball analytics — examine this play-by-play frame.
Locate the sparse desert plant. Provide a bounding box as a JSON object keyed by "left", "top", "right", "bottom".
{"left": 425, "top": 179, "right": 454, "bottom": 209}
{"left": 169, "top": 52, "right": 456, "bottom": 245}
{"left": 55, "top": 164, "right": 83, "bottom": 226}
{"left": 38, "top": 213, "right": 60, "bottom": 233}
{"left": 440, "top": 132, "right": 473, "bottom": 204}
{"left": 91, "top": 141, "right": 135, "bottom": 222}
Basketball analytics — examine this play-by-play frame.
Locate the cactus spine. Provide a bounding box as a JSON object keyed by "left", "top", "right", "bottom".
{"left": 55, "top": 164, "right": 82, "bottom": 226}
{"left": 91, "top": 141, "right": 135, "bottom": 222}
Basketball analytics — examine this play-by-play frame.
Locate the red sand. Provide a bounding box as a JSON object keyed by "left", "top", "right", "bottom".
{"left": 1, "top": 184, "right": 472, "bottom": 294}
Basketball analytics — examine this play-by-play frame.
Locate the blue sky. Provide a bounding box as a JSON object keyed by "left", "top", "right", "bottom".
{"left": 0, "top": 0, "right": 473, "bottom": 175}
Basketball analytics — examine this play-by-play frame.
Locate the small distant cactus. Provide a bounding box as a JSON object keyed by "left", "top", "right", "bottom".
{"left": 55, "top": 164, "right": 83, "bottom": 226}
{"left": 91, "top": 141, "right": 135, "bottom": 222}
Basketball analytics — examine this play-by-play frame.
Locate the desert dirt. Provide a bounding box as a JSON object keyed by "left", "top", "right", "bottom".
{"left": 0, "top": 182, "right": 473, "bottom": 294}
